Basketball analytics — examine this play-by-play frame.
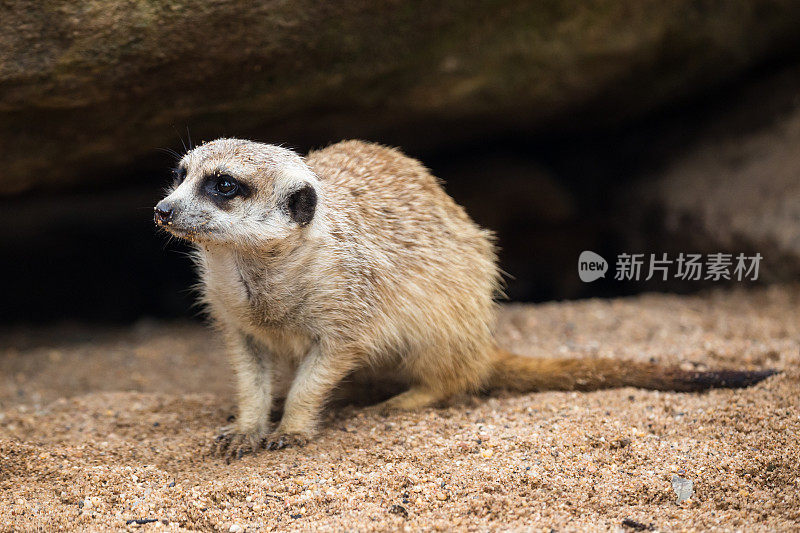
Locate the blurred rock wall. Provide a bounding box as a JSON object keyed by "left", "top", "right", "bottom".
{"left": 625, "top": 65, "right": 800, "bottom": 287}
{"left": 3, "top": 0, "right": 800, "bottom": 193}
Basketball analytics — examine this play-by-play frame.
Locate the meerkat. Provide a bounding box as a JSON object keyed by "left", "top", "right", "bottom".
{"left": 154, "top": 138, "right": 776, "bottom": 458}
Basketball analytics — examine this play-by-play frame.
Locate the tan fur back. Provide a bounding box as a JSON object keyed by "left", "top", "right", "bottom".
{"left": 303, "top": 141, "right": 501, "bottom": 390}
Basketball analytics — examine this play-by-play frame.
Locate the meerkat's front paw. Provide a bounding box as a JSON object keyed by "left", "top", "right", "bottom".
{"left": 264, "top": 432, "right": 310, "bottom": 451}
{"left": 213, "top": 426, "right": 266, "bottom": 460}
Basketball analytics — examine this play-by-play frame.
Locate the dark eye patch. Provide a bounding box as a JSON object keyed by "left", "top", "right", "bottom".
{"left": 287, "top": 184, "right": 317, "bottom": 226}
{"left": 172, "top": 166, "right": 187, "bottom": 186}
{"left": 201, "top": 173, "right": 252, "bottom": 208}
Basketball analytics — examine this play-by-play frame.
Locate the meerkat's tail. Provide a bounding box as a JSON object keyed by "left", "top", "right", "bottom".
{"left": 486, "top": 348, "right": 778, "bottom": 393}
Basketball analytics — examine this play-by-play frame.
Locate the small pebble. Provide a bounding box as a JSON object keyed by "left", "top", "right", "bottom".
{"left": 389, "top": 504, "right": 408, "bottom": 518}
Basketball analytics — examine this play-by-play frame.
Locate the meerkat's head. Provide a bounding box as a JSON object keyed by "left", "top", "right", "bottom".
{"left": 154, "top": 138, "right": 320, "bottom": 248}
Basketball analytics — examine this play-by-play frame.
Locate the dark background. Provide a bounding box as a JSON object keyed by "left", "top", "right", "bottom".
{"left": 2, "top": 1, "right": 800, "bottom": 324}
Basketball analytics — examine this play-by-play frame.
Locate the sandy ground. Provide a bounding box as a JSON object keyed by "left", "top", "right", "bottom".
{"left": 1, "top": 286, "right": 798, "bottom": 532}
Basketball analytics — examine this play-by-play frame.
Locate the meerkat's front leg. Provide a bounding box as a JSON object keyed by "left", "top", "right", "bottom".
{"left": 214, "top": 333, "right": 273, "bottom": 459}
{"left": 265, "top": 344, "right": 359, "bottom": 450}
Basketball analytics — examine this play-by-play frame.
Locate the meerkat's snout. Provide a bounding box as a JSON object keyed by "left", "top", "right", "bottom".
{"left": 153, "top": 200, "right": 174, "bottom": 226}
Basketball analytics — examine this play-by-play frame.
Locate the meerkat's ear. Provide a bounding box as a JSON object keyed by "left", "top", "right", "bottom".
{"left": 286, "top": 184, "right": 317, "bottom": 226}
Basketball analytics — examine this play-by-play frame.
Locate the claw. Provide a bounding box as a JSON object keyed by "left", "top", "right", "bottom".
{"left": 264, "top": 432, "right": 310, "bottom": 451}
{"left": 211, "top": 428, "right": 265, "bottom": 460}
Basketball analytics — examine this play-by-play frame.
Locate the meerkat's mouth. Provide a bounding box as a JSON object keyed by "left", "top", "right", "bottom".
{"left": 155, "top": 219, "right": 212, "bottom": 243}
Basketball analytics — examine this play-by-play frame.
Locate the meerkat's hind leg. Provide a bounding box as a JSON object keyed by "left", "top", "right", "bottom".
{"left": 372, "top": 386, "right": 450, "bottom": 414}
{"left": 372, "top": 343, "right": 488, "bottom": 415}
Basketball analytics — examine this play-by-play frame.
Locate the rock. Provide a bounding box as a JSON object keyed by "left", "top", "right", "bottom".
{"left": 671, "top": 475, "right": 694, "bottom": 504}
{"left": 2, "top": 1, "right": 800, "bottom": 194}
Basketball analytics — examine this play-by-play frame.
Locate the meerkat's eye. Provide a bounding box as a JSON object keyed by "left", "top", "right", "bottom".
{"left": 215, "top": 177, "right": 237, "bottom": 195}
{"left": 205, "top": 173, "right": 241, "bottom": 199}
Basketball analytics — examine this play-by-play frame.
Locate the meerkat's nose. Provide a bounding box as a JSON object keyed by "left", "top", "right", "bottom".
{"left": 154, "top": 200, "right": 174, "bottom": 225}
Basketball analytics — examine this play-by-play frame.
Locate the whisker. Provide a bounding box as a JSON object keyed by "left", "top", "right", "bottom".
{"left": 156, "top": 147, "right": 182, "bottom": 160}
{"left": 172, "top": 124, "right": 188, "bottom": 153}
